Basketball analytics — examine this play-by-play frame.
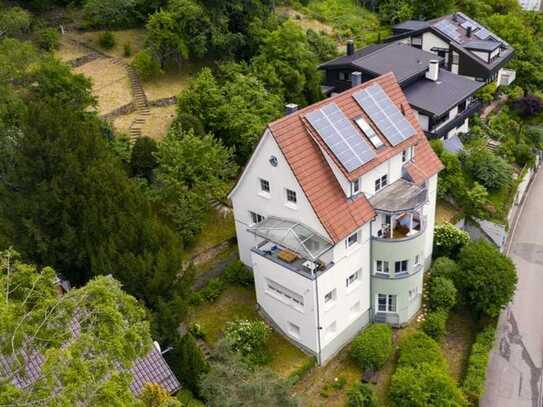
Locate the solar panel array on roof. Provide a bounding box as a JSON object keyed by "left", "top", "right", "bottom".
{"left": 353, "top": 84, "right": 415, "bottom": 146}
{"left": 461, "top": 20, "right": 478, "bottom": 31}
{"left": 306, "top": 103, "right": 376, "bottom": 172}
{"left": 434, "top": 19, "right": 462, "bottom": 42}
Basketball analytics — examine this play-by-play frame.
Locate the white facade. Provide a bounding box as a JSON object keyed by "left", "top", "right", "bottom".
{"left": 230, "top": 127, "right": 439, "bottom": 364}
{"left": 518, "top": 0, "right": 541, "bottom": 10}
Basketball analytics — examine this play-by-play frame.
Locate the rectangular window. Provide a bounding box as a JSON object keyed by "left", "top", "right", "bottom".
{"left": 378, "top": 294, "right": 397, "bottom": 312}
{"left": 288, "top": 322, "right": 300, "bottom": 338}
{"left": 267, "top": 279, "right": 304, "bottom": 308}
{"left": 250, "top": 211, "right": 264, "bottom": 225}
{"left": 286, "top": 189, "right": 297, "bottom": 204}
{"left": 324, "top": 289, "right": 336, "bottom": 304}
{"left": 402, "top": 147, "right": 413, "bottom": 163}
{"left": 346, "top": 270, "right": 361, "bottom": 287}
{"left": 452, "top": 51, "right": 459, "bottom": 65}
{"left": 395, "top": 260, "right": 408, "bottom": 274}
{"left": 415, "top": 254, "right": 421, "bottom": 266}
{"left": 352, "top": 179, "right": 360, "bottom": 195}
{"left": 345, "top": 231, "right": 359, "bottom": 248}
{"left": 338, "top": 72, "right": 351, "bottom": 81}
{"left": 260, "top": 178, "right": 270, "bottom": 193}
{"left": 376, "top": 260, "right": 389, "bottom": 274}
{"left": 355, "top": 117, "right": 383, "bottom": 149}
{"left": 374, "top": 174, "right": 388, "bottom": 192}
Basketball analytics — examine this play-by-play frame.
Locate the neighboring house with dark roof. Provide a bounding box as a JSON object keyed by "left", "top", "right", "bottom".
{"left": 320, "top": 41, "right": 484, "bottom": 140}
{"left": 228, "top": 73, "right": 443, "bottom": 365}
{"left": 389, "top": 12, "right": 516, "bottom": 85}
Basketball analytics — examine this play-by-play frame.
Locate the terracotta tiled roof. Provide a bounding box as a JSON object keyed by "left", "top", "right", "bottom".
{"left": 269, "top": 72, "right": 443, "bottom": 243}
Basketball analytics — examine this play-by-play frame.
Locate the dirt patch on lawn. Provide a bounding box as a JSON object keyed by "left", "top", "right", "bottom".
{"left": 55, "top": 38, "right": 89, "bottom": 62}
{"left": 442, "top": 311, "right": 477, "bottom": 383}
{"left": 75, "top": 58, "right": 132, "bottom": 115}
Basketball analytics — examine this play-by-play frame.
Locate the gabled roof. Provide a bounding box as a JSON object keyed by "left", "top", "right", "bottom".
{"left": 320, "top": 42, "right": 440, "bottom": 85}
{"left": 268, "top": 73, "right": 443, "bottom": 242}
{"left": 403, "top": 68, "right": 484, "bottom": 117}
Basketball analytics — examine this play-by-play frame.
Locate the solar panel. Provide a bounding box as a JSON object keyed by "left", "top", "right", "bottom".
{"left": 474, "top": 27, "right": 490, "bottom": 40}
{"left": 353, "top": 84, "right": 415, "bottom": 147}
{"left": 306, "top": 103, "right": 376, "bottom": 172}
{"left": 434, "top": 19, "right": 462, "bottom": 42}
{"left": 461, "top": 20, "right": 479, "bottom": 31}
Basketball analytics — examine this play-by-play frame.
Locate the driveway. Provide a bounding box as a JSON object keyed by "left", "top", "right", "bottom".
{"left": 482, "top": 169, "right": 543, "bottom": 407}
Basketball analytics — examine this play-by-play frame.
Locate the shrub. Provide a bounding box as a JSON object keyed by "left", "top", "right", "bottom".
{"left": 287, "top": 357, "right": 316, "bottom": 383}
{"left": 170, "top": 113, "right": 206, "bottom": 137}
{"left": 433, "top": 223, "right": 470, "bottom": 259}
{"left": 99, "top": 31, "right": 116, "bottom": 49}
{"left": 189, "top": 323, "right": 205, "bottom": 340}
{"left": 390, "top": 363, "right": 467, "bottom": 406}
{"left": 351, "top": 324, "right": 393, "bottom": 371}
{"left": 167, "top": 333, "right": 209, "bottom": 397}
{"left": 346, "top": 382, "right": 377, "bottom": 407}
{"left": 463, "top": 324, "right": 497, "bottom": 405}
{"left": 457, "top": 240, "right": 517, "bottom": 319}
{"left": 224, "top": 319, "right": 271, "bottom": 364}
{"left": 430, "top": 257, "right": 460, "bottom": 281}
{"left": 83, "top": 0, "right": 139, "bottom": 29}
{"left": 130, "top": 136, "right": 158, "bottom": 181}
{"left": 224, "top": 260, "right": 253, "bottom": 286}
{"left": 176, "top": 389, "right": 205, "bottom": 407}
{"left": 512, "top": 144, "right": 535, "bottom": 168}
{"left": 476, "top": 82, "right": 497, "bottom": 104}
{"left": 0, "top": 6, "right": 31, "bottom": 38}
{"left": 428, "top": 276, "right": 457, "bottom": 311}
{"left": 199, "top": 278, "right": 225, "bottom": 302}
{"left": 422, "top": 309, "right": 448, "bottom": 340}
{"left": 398, "top": 331, "right": 447, "bottom": 370}
{"left": 35, "top": 28, "right": 60, "bottom": 51}
{"left": 462, "top": 148, "right": 514, "bottom": 192}
{"left": 123, "top": 41, "right": 132, "bottom": 57}
{"left": 131, "top": 49, "right": 162, "bottom": 81}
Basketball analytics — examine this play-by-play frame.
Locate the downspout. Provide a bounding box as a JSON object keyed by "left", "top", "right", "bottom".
{"left": 369, "top": 222, "right": 374, "bottom": 322}
{"left": 314, "top": 270, "right": 322, "bottom": 365}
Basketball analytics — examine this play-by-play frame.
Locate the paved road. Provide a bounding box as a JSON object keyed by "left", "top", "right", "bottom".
{"left": 482, "top": 169, "right": 543, "bottom": 407}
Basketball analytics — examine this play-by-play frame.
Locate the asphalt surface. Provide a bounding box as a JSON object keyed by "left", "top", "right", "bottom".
{"left": 482, "top": 169, "right": 543, "bottom": 407}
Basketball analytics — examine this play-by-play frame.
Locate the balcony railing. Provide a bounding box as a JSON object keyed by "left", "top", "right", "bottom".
{"left": 425, "top": 99, "right": 483, "bottom": 140}
{"left": 374, "top": 215, "right": 426, "bottom": 242}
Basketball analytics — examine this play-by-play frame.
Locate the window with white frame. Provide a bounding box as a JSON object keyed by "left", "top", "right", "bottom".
{"left": 377, "top": 294, "right": 397, "bottom": 312}
{"left": 324, "top": 289, "right": 337, "bottom": 304}
{"left": 402, "top": 146, "right": 413, "bottom": 163}
{"left": 345, "top": 231, "right": 359, "bottom": 248}
{"left": 395, "top": 260, "right": 408, "bottom": 274}
{"left": 249, "top": 211, "right": 264, "bottom": 225}
{"left": 259, "top": 178, "right": 270, "bottom": 193}
{"left": 376, "top": 260, "right": 389, "bottom": 274}
{"left": 374, "top": 174, "right": 388, "bottom": 192}
{"left": 288, "top": 322, "right": 300, "bottom": 338}
{"left": 346, "top": 270, "right": 361, "bottom": 287}
{"left": 286, "top": 188, "right": 297, "bottom": 204}
{"left": 414, "top": 254, "right": 421, "bottom": 266}
{"left": 266, "top": 279, "right": 304, "bottom": 309}
{"left": 352, "top": 178, "right": 360, "bottom": 195}
{"left": 338, "top": 72, "right": 351, "bottom": 81}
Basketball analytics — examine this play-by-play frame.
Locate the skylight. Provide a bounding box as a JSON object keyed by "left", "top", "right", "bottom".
{"left": 355, "top": 116, "right": 384, "bottom": 149}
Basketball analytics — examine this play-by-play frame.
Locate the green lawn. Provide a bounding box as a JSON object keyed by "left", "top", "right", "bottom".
{"left": 441, "top": 310, "right": 477, "bottom": 383}
{"left": 184, "top": 209, "right": 236, "bottom": 260}
{"left": 188, "top": 285, "right": 313, "bottom": 378}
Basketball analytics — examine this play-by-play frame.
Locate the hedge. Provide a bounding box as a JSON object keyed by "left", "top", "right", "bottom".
{"left": 346, "top": 382, "right": 377, "bottom": 407}
{"left": 428, "top": 276, "right": 457, "bottom": 311}
{"left": 351, "top": 324, "right": 393, "bottom": 371}
{"left": 462, "top": 324, "right": 497, "bottom": 405}
{"left": 422, "top": 309, "right": 448, "bottom": 340}
{"left": 397, "top": 331, "right": 447, "bottom": 370}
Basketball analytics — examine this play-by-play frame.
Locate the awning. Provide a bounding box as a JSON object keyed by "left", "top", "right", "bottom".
{"left": 248, "top": 216, "right": 333, "bottom": 261}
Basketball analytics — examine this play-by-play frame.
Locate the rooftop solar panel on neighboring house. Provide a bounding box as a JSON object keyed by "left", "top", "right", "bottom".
{"left": 353, "top": 84, "right": 416, "bottom": 146}
{"left": 434, "top": 19, "right": 462, "bottom": 42}
{"left": 306, "top": 103, "right": 376, "bottom": 172}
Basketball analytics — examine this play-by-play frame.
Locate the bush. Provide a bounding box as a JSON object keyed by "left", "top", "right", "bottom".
{"left": 430, "top": 257, "right": 460, "bottom": 281}
{"left": 346, "top": 382, "right": 377, "bottom": 407}
{"left": 99, "top": 31, "right": 116, "bottom": 49}
{"left": 512, "top": 144, "right": 535, "bottom": 168}
{"left": 35, "top": 28, "right": 60, "bottom": 51}
{"left": 476, "top": 82, "right": 497, "bottom": 104}
{"left": 176, "top": 389, "right": 205, "bottom": 407}
{"left": 123, "top": 41, "right": 132, "bottom": 57}
{"left": 0, "top": 7, "right": 31, "bottom": 38}
{"left": 224, "top": 319, "right": 271, "bottom": 365}
{"left": 433, "top": 223, "right": 470, "bottom": 259}
{"left": 131, "top": 49, "right": 162, "bottom": 81}
{"left": 351, "top": 324, "right": 393, "bottom": 371}
{"left": 170, "top": 113, "right": 206, "bottom": 137}
{"left": 199, "top": 278, "right": 225, "bottom": 302}
{"left": 457, "top": 240, "right": 517, "bottom": 319}
{"left": 428, "top": 276, "right": 457, "bottom": 311}
{"left": 398, "top": 331, "right": 447, "bottom": 370}
{"left": 130, "top": 136, "right": 158, "bottom": 181}
{"left": 463, "top": 324, "right": 497, "bottom": 405}
{"left": 462, "top": 148, "right": 514, "bottom": 192}
{"left": 224, "top": 260, "right": 253, "bottom": 286}
{"left": 422, "top": 309, "right": 448, "bottom": 340}
{"left": 167, "top": 333, "right": 209, "bottom": 397}
{"left": 390, "top": 363, "right": 467, "bottom": 406}
{"left": 513, "top": 95, "right": 543, "bottom": 117}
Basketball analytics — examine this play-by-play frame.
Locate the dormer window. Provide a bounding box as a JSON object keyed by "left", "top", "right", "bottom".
{"left": 352, "top": 178, "right": 360, "bottom": 195}
{"left": 402, "top": 146, "right": 414, "bottom": 164}
{"left": 354, "top": 117, "right": 383, "bottom": 149}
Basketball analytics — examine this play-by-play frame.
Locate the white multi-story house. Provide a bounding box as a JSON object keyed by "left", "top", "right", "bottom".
{"left": 229, "top": 73, "right": 443, "bottom": 365}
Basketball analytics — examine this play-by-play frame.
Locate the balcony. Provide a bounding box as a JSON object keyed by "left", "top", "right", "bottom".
{"left": 425, "top": 99, "right": 482, "bottom": 140}
{"left": 497, "top": 68, "right": 516, "bottom": 86}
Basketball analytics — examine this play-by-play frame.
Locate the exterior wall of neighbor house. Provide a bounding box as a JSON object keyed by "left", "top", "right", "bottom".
{"left": 415, "top": 111, "right": 430, "bottom": 131}
{"left": 230, "top": 130, "right": 329, "bottom": 266}
{"left": 421, "top": 32, "right": 449, "bottom": 54}
{"left": 472, "top": 50, "right": 490, "bottom": 63}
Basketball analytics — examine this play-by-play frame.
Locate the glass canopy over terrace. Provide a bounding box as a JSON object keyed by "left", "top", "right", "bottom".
{"left": 248, "top": 216, "right": 333, "bottom": 261}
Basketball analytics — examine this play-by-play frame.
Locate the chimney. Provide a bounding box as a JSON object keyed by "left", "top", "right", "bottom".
{"left": 285, "top": 103, "right": 298, "bottom": 115}
{"left": 466, "top": 26, "right": 472, "bottom": 37}
{"left": 426, "top": 60, "right": 439, "bottom": 81}
{"left": 351, "top": 71, "right": 362, "bottom": 88}
{"left": 346, "top": 40, "right": 354, "bottom": 56}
